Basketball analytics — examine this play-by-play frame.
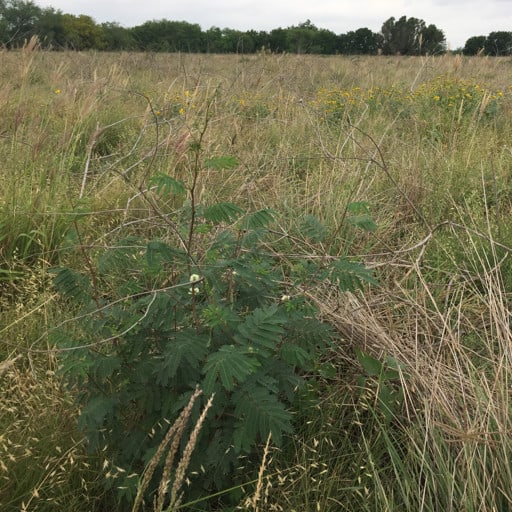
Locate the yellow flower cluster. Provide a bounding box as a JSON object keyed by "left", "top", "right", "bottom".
{"left": 413, "top": 76, "right": 504, "bottom": 111}
{"left": 314, "top": 75, "right": 508, "bottom": 119}
{"left": 154, "top": 90, "right": 195, "bottom": 119}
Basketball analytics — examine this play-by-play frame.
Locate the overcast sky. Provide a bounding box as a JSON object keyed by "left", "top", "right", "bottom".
{"left": 33, "top": 0, "right": 512, "bottom": 49}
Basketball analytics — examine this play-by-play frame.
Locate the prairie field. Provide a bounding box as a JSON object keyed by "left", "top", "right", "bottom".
{"left": 1, "top": 47, "right": 512, "bottom": 511}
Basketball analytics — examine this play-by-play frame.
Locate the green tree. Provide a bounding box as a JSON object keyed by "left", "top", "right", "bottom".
{"left": 131, "top": 19, "right": 202, "bottom": 52}
{"left": 203, "top": 26, "right": 223, "bottom": 52}
{"left": 0, "top": 0, "right": 42, "bottom": 47}
{"left": 0, "top": 0, "right": 7, "bottom": 42}
{"left": 245, "top": 29, "right": 268, "bottom": 52}
{"left": 61, "top": 14, "right": 104, "bottom": 50}
{"left": 36, "top": 7, "right": 66, "bottom": 48}
{"left": 285, "top": 20, "right": 323, "bottom": 53}
{"left": 268, "top": 27, "right": 287, "bottom": 52}
{"left": 419, "top": 23, "right": 446, "bottom": 54}
{"left": 381, "top": 15, "right": 445, "bottom": 55}
{"left": 463, "top": 35, "right": 486, "bottom": 55}
{"left": 101, "top": 22, "right": 135, "bottom": 50}
{"left": 484, "top": 31, "right": 512, "bottom": 56}
{"left": 381, "top": 16, "right": 409, "bottom": 54}
{"left": 314, "top": 27, "right": 339, "bottom": 53}
{"left": 219, "top": 28, "right": 255, "bottom": 53}
{"left": 191, "top": 25, "right": 252, "bottom": 53}
{"left": 340, "top": 27, "right": 381, "bottom": 54}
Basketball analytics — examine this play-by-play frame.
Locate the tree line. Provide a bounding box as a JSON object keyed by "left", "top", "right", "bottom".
{"left": 0, "top": 0, "right": 511, "bottom": 55}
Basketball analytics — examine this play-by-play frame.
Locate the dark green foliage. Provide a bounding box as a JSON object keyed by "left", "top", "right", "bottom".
{"left": 484, "top": 31, "right": 512, "bottom": 56}
{"left": 148, "top": 173, "right": 186, "bottom": 197}
{"left": 346, "top": 201, "right": 378, "bottom": 232}
{"left": 52, "top": 152, "right": 376, "bottom": 507}
{"left": 130, "top": 19, "right": 203, "bottom": 52}
{"left": 237, "top": 208, "right": 277, "bottom": 230}
{"left": 381, "top": 15, "right": 446, "bottom": 55}
{"left": 0, "top": 2, "right": 450, "bottom": 55}
{"left": 50, "top": 266, "right": 91, "bottom": 302}
{"left": 0, "top": 0, "right": 42, "bottom": 47}
{"left": 301, "top": 214, "right": 328, "bottom": 243}
{"left": 203, "top": 202, "right": 244, "bottom": 224}
{"left": 3, "top": 2, "right": 507, "bottom": 56}
{"left": 463, "top": 35, "right": 487, "bottom": 55}
{"left": 338, "top": 27, "right": 382, "bottom": 55}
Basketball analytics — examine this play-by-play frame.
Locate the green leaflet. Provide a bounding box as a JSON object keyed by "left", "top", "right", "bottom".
{"left": 346, "top": 201, "right": 378, "bottom": 232}
{"left": 234, "top": 304, "right": 285, "bottom": 353}
{"left": 328, "top": 257, "right": 378, "bottom": 291}
{"left": 50, "top": 267, "right": 91, "bottom": 303}
{"left": 233, "top": 386, "right": 292, "bottom": 452}
{"left": 237, "top": 208, "right": 277, "bottom": 229}
{"left": 148, "top": 173, "right": 186, "bottom": 196}
{"left": 301, "top": 214, "right": 328, "bottom": 242}
{"left": 203, "top": 202, "right": 244, "bottom": 224}
{"left": 203, "top": 345, "right": 261, "bottom": 394}
{"left": 155, "top": 330, "right": 208, "bottom": 385}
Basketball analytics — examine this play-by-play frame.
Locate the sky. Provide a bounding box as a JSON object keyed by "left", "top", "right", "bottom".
{"left": 33, "top": 0, "right": 512, "bottom": 49}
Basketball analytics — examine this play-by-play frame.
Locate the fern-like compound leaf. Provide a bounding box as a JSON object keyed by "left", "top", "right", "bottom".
{"left": 301, "top": 214, "right": 328, "bottom": 242}
{"left": 237, "top": 208, "right": 277, "bottom": 230}
{"left": 233, "top": 386, "right": 292, "bottom": 452}
{"left": 156, "top": 329, "right": 208, "bottom": 386}
{"left": 50, "top": 267, "right": 91, "bottom": 303}
{"left": 148, "top": 173, "right": 186, "bottom": 197}
{"left": 203, "top": 202, "right": 244, "bottom": 224}
{"left": 203, "top": 345, "right": 260, "bottom": 394}
{"left": 235, "top": 305, "right": 285, "bottom": 353}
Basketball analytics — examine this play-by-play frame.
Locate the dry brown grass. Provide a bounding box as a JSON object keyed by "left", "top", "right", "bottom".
{"left": 0, "top": 356, "right": 108, "bottom": 511}
{"left": 299, "top": 209, "right": 512, "bottom": 508}
{"left": 313, "top": 219, "right": 511, "bottom": 433}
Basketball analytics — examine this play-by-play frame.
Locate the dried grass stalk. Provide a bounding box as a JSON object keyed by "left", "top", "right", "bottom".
{"left": 132, "top": 386, "right": 202, "bottom": 512}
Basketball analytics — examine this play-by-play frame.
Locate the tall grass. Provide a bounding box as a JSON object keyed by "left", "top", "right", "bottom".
{"left": 1, "top": 46, "right": 512, "bottom": 510}
{"left": 297, "top": 210, "right": 512, "bottom": 510}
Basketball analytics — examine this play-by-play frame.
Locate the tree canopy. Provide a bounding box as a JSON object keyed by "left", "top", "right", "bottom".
{"left": 462, "top": 32, "right": 512, "bottom": 56}
{"left": 484, "top": 31, "right": 512, "bottom": 56}
{"left": 0, "top": 0, "right": 509, "bottom": 55}
{"left": 463, "top": 35, "right": 487, "bottom": 55}
{"left": 381, "top": 16, "right": 446, "bottom": 55}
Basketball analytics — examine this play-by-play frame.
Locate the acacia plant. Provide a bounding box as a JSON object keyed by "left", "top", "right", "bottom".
{"left": 51, "top": 101, "right": 376, "bottom": 507}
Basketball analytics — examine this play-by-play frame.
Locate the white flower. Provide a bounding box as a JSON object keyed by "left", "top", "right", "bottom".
{"left": 280, "top": 295, "right": 291, "bottom": 302}
{"left": 188, "top": 286, "right": 200, "bottom": 295}
{"left": 189, "top": 274, "right": 201, "bottom": 283}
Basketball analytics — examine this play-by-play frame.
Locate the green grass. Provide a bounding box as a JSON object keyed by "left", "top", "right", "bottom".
{"left": 1, "top": 46, "right": 512, "bottom": 510}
